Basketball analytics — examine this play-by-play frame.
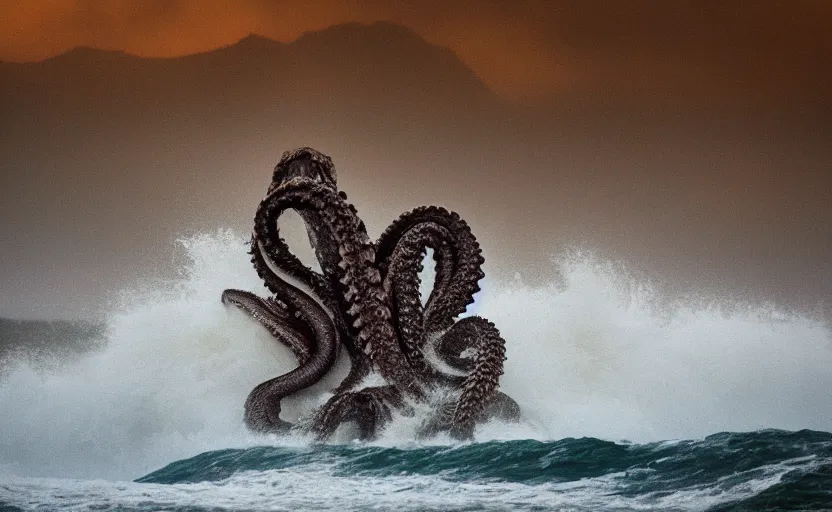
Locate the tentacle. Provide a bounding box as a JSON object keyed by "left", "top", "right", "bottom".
{"left": 224, "top": 276, "right": 338, "bottom": 434}
{"left": 258, "top": 178, "right": 420, "bottom": 396}
{"left": 444, "top": 316, "right": 507, "bottom": 440}
{"left": 383, "top": 222, "right": 456, "bottom": 376}
{"left": 222, "top": 289, "right": 314, "bottom": 365}
{"left": 256, "top": 148, "right": 336, "bottom": 298}
{"left": 311, "top": 385, "right": 403, "bottom": 441}
{"left": 376, "top": 206, "right": 485, "bottom": 337}
{"left": 417, "top": 390, "right": 519, "bottom": 440}
{"left": 236, "top": 147, "right": 519, "bottom": 440}
{"left": 254, "top": 149, "right": 371, "bottom": 391}
{"left": 249, "top": 233, "right": 370, "bottom": 392}
{"left": 267, "top": 147, "right": 338, "bottom": 194}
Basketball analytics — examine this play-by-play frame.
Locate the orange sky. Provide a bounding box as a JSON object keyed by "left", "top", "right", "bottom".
{"left": 2, "top": 1, "right": 831, "bottom": 104}
{"left": 2, "top": 2, "right": 831, "bottom": 321}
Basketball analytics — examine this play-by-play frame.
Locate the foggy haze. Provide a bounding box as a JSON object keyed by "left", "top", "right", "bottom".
{"left": 1, "top": 19, "right": 830, "bottom": 320}
{"left": 3, "top": 1, "right": 831, "bottom": 104}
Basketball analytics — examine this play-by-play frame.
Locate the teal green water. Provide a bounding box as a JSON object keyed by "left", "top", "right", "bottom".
{"left": 121, "top": 429, "right": 832, "bottom": 511}
{"left": 1, "top": 429, "right": 830, "bottom": 510}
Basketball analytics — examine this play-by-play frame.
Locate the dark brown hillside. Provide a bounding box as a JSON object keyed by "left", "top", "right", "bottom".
{"left": 0, "top": 21, "right": 829, "bottom": 320}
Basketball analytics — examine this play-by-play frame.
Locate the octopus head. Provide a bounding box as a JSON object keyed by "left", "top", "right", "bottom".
{"left": 270, "top": 147, "right": 337, "bottom": 192}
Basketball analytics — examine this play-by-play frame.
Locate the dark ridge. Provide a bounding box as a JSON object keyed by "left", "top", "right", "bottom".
{"left": 234, "top": 32, "right": 282, "bottom": 47}
{"left": 287, "top": 21, "right": 494, "bottom": 103}
{"left": 0, "top": 317, "right": 105, "bottom": 368}
{"left": 206, "top": 32, "right": 287, "bottom": 59}
{"left": 293, "top": 21, "right": 433, "bottom": 49}
{"left": 0, "top": 21, "right": 498, "bottom": 115}
{"left": 0, "top": 22, "right": 829, "bottom": 320}
{"left": 4, "top": 21, "right": 493, "bottom": 101}
{"left": 40, "top": 46, "right": 136, "bottom": 65}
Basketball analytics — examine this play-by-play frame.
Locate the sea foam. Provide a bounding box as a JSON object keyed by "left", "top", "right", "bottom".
{"left": 0, "top": 229, "right": 830, "bottom": 480}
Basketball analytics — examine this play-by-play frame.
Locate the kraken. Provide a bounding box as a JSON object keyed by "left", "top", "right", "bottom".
{"left": 223, "top": 147, "right": 519, "bottom": 441}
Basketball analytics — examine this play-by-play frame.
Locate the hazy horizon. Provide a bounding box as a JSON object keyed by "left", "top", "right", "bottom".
{"left": 1, "top": 13, "right": 830, "bottom": 321}
{"left": 3, "top": 1, "right": 831, "bottom": 106}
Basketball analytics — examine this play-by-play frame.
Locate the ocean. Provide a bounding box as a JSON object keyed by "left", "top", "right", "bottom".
{"left": 1, "top": 230, "right": 830, "bottom": 511}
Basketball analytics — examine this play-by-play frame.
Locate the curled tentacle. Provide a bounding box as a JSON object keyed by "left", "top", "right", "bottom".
{"left": 232, "top": 147, "right": 519, "bottom": 441}
{"left": 258, "top": 178, "right": 419, "bottom": 396}
{"left": 376, "top": 206, "right": 485, "bottom": 337}
{"left": 222, "top": 276, "right": 338, "bottom": 434}
{"left": 443, "top": 316, "right": 508, "bottom": 439}
{"left": 222, "top": 289, "right": 314, "bottom": 365}
{"left": 312, "top": 385, "right": 404, "bottom": 441}
{"left": 416, "top": 316, "right": 517, "bottom": 439}
{"left": 249, "top": 232, "right": 370, "bottom": 392}
{"left": 255, "top": 148, "right": 371, "bottom": 391}
{"left": 260, "top": 148, "right": 340, "bottom": 293}
{"left": 383, "top": 222, "right": 456, "bottom": 377}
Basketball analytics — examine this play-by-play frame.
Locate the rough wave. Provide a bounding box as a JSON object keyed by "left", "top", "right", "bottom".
{"left": 0, "top": 229, "right": 830, "bottom": 489}
{"left": 2, "top": 431, "right": 830, "bottom": 511}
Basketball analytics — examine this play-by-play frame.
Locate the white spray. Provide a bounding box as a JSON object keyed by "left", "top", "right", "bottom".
{"left": 0, "top": 230, "right": 830, "bottom": 480}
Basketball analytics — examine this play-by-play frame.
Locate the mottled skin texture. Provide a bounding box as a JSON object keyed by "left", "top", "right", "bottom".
{"left": 223, "top": 147, "right": 519, "bottom": 440}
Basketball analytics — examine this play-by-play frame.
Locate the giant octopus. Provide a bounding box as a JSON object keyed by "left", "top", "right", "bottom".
{"left": 222, "top": 148, "right": 519, "bottom": 441}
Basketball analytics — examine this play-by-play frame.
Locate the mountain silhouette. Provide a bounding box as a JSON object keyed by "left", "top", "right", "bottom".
{"left": 2, "top": 22, "right": 496, "bottom": 123}
{"left": 0, "top": 22, "right": 829, "bottom": 320}
{"left": 0, "top": 22, "right": 512, "bottom": 320}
